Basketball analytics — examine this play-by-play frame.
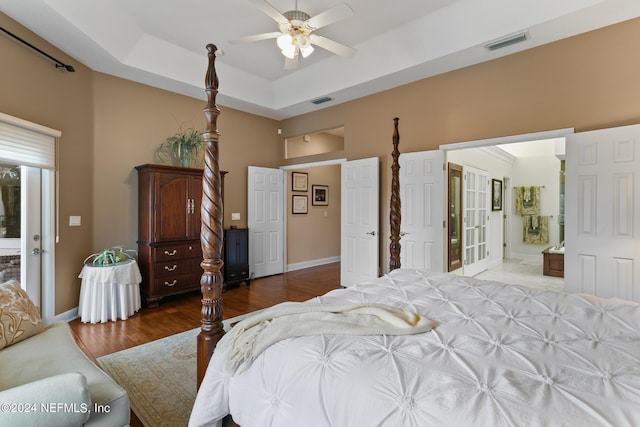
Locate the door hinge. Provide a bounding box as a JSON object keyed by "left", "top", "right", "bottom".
{"left": 443, "top": 220, "right": 446, "bottom": 228}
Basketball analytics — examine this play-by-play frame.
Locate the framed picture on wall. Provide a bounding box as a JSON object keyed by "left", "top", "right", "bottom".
{"left": 312, "top": 185, "right": 329, "bottom": 206}
{"left": 492, "top": 179, "right": 503, "bottom": 211}
{"left": 292, "top": 195, "right": 308, "bottom": 214}
{"left": 292, "top": 172, "right": 308, "bottom": 192}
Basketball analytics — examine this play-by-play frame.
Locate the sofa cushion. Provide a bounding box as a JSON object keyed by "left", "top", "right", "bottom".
{"left": 0, "top": 321, "right": 130, "bottom": 426}
{"left": 0, "top": 372, "right": 91, "bottom": 427}
{"left": 0, "top": 279, "right": 44, "bottom": 350}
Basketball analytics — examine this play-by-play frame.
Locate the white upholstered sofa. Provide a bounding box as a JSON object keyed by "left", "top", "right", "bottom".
{"left": 0, "top": 280, "right": 130, "bottom": 427}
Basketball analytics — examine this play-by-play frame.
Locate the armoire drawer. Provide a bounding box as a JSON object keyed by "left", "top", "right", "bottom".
{"left": 154, "top": 243, "right": 202, "bottom": 262}
{"left": 155, "top": 258, "right": 203, "bottom": 278}
{"left": 153, "top": 273, "right": 200, "bottom": 295}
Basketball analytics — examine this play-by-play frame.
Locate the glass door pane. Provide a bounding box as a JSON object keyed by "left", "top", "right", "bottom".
{"left": 0, "top": 165, "right": 21, "bottom": 282}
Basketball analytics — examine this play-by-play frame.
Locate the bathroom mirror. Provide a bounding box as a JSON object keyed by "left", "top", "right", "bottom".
{"left": 448, "top": 163, "right": 463, "bottom": 271}
{"left": 285, "top": 126, "right": 344, "bottom": 159}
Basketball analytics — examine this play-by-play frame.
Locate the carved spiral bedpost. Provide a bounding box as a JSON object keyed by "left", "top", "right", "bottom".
{"left": 389, "top": 117, "right": 401, "bottom": 271}
{"left": 197, "top": 44, "right": 225, "bottom": 389}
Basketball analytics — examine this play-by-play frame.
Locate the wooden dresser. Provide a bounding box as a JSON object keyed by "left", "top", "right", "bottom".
{"left": 136, "top": 164, "right": 203, "bottom": 306}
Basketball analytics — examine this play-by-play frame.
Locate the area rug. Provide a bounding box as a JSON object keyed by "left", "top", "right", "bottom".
{"left": 97, "top": 312, "right": 258, "bottom": 427}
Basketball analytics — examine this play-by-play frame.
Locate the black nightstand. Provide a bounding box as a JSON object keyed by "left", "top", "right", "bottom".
{"left": 223, "top": 228, "right": 250, "bottom": 289}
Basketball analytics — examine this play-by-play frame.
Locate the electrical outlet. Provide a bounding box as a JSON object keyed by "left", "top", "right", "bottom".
{"left": 231, "top": 212, "right": 240, "bottom": 221}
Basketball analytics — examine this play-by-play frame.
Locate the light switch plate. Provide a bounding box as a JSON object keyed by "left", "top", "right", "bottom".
{"left": 231, "top": 212, "right": 241, "bottom": 221}
{"left": 69, "top": 216, "right": 81, "bottom": 226}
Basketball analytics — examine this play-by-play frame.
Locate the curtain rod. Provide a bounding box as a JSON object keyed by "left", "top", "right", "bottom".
{"left": 0, "top": 26, "right": 75, "bottom": 72}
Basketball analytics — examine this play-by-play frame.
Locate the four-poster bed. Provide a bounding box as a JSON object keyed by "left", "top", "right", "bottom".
{"left": 197, "top": 44, "right": 225, "bottom": 388}
{"left": 193, "top": 45, "right": 640, "bottom": 427}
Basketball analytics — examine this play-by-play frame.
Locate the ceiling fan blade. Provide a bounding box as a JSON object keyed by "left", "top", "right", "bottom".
{"left": 284, "top": 55, "right": 299, "bottom": 70}
{"left": 310, "top": 34, "right": 356, "bottom": 58}
{"left": 305, "top": 3, "right": 354, "bottom": 30}
{"left": 229, "top": 32, "right": 282, "bottom": 44}
{"left": 249, "top": 0, "right": 289, "bottom": 25}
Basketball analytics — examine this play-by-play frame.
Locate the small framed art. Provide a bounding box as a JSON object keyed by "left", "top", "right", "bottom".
{"left": 292, "top": 172, "right": 308, "bottom": 192}
{"left": 312, "top": 185, "right": 329, "bottom": 206}
{"left": 492, "top": 179, "right": 503, "bottom": 211}
{"left": 292, "top": 195, "right": 308, "bottom": 214}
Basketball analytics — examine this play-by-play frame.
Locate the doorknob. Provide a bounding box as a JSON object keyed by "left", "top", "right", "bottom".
{"left": 366, "top": 231, "right": 376, "bottom": 236}
{"left": 399, "top": 231, "right": 409, "bottom": 237}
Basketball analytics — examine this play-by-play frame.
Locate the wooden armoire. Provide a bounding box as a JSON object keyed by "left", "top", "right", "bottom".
{"left": 136, "top": 164, "right": 204, "bottom": 306}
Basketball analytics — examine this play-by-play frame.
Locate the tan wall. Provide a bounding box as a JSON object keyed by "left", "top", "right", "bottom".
{"left": 286, "top": 166, "right": 341, "bottom": 265}
{"left": 281, "top": 17, "right": 640, "bottom": 272}
{"left": 286, "top": 132, "right": 344, "bottom": 159}
{"left": 91, "top": 73, "right": 280, "bottom": 251}
{"left": 1, "top": 12, "right": 280, "bottom": 316}
{"left": 0, "top": 14, "right": 95, "bottom": 315}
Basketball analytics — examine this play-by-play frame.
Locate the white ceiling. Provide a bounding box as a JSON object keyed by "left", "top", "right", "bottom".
{"left": 2, "top": 0, "right": 640, "bottom": 120}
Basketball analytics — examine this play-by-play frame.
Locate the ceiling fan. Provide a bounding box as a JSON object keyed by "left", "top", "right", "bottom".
{"left": 230, "top": 0, "right": 356, "bottom": 69}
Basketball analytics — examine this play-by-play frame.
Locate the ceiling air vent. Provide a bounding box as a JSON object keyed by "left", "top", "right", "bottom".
{"left": 310, "top": 96, "right": 333, "bottom": 105}
{"left": 485, "top": 32, "right": 528, "bottom": 51}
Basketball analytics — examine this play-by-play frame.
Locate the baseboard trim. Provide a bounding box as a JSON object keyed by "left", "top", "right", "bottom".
{"left": 52, "top": 307, "right": 78, "bottom": 324}
{"left": 287, "top": 256, "right": 340, "bottom": 272}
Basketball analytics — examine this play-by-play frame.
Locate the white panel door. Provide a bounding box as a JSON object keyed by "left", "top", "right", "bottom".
{"left": 248, "top": 166, "right": 284, "bottom": 278}
{"left": 341, "top": 157, "right": 379, "bottom": 287}
{"left": 399, "top": 150, "right": 444, "bottom": 272}
{"left": 463, "top": 165, "right": 490, "bottom": 277}
{"left": 565, "top": 124, "right": 640, "bottom": 302}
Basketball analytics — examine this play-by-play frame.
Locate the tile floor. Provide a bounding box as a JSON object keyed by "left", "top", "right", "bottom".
{"left": 474, "top": 256, "right": 564, "bottom": 292}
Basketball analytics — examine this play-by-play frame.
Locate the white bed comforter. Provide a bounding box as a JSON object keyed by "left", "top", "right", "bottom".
{"left": 190, "top": 269, "right": 640, "bottom": 427}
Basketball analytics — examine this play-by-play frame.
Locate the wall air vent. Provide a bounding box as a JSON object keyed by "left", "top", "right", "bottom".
{"left": 485, "top": 32, "right": 528, "bottom": 51}
{"left": 310, "top": 96, "right": 333, "bottom": 105}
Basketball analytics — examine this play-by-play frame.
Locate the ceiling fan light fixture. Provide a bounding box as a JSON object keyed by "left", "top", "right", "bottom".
{"left": 277, "top": 33, "right": 293, "bottom": 50}
{"left": 300, "top": 43, "right": 314, "bottom": 58}
{"left": 236, "top": 0, "right": 356, "bottom": 68}
{"left": 281, "top": 46, "right": 296, "bottom": 59}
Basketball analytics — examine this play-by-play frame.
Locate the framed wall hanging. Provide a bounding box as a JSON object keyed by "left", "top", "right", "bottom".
{"left": 492, "top": 179, "right": 503, "bottom": 211}
{"left": 292, "top": 195, "right": 308, "bottom": 214}
{"left": 312, "top": 185, "right": 329, "bottom": 206}
{"left": 292, "top": 172, "right": 308, "bottom": 192}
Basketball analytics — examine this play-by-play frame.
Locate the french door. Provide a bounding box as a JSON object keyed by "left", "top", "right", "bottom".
{"left": 463, "top": 165, "right": 490, "bottom": 276}
{"left": 0, "top": 165, "right": 43, "bottom": 308}
{"left": 0, "top": 113, "right": 58, "bottom": 323}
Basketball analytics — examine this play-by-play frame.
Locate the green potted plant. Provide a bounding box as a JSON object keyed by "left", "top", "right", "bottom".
{"left": 158, "top": 127, "right": 204, "bottom": 168}
{"left": 84, "top": 245, "right": 136, "bottom": 266}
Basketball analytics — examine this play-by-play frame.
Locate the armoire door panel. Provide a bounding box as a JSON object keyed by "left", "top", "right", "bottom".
{"left": 157, "top": 176, "right": 190, "bottom": 241}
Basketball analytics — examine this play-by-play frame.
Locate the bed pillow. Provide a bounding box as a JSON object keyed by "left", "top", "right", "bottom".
{"left": 0, "top": 280, "right": 44, "bottom": 350}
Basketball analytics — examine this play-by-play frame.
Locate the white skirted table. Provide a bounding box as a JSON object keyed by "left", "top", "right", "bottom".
{"left": 78, "top": 259, "right": 142, "bottom": 323}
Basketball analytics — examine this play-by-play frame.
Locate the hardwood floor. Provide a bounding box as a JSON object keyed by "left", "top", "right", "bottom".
{"left": 69, "top": 262, "right": 341, "bottom": 427}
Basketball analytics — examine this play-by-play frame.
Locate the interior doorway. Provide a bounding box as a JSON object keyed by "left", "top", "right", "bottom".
{"left": 280, "top": 159, "right": 346, "bottom": 272}
{"left": 442, "top": 128, "right": 572, "bottom": 278}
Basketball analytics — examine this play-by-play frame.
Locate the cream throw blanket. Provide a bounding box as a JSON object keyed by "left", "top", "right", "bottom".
{"left": 217, "top": 302, "right": 436, "bottom": 375}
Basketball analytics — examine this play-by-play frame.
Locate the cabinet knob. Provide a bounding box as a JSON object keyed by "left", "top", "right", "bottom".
{"left": 164, "top": 249, "right": 177, "bottom": 256}
{"left": 164, "top": 280, "right": 178, "bottom": 287}
{"left": 164, "top": 265, "right": 177, "bottom": 271}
